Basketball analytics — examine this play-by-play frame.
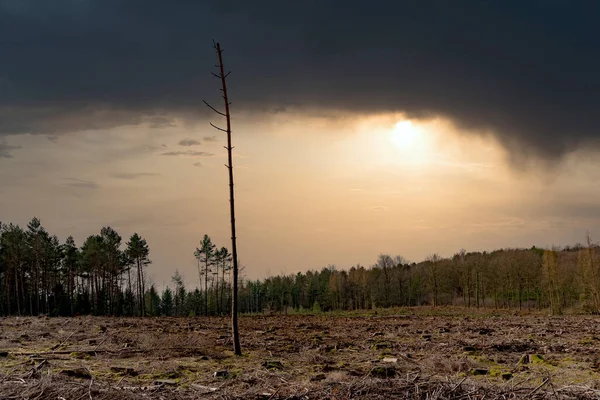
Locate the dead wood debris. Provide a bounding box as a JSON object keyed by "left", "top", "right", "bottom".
{"left": 1, "top": 372, "right": 599, "bottom": 399}
{"left": 2, "top": 313, "right": 600, "bottom": 399}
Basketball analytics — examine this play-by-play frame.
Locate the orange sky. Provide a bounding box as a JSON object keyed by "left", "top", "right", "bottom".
{"left": 1, "top": 111, "right": 598, "bottom": 287}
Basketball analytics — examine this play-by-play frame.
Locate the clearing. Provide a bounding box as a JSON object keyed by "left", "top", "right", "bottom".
{"left": 1, "top": 308, "right": 600, "bottom": 399}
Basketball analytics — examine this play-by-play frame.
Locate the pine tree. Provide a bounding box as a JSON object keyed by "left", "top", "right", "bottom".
{"left": 172, "top": 270, "right": 186, "bottom": 316}
{"left": 194, "top": 235, "right": 215, "bottom": 316}
{"left": 62, "top": 236, "right": 79, "bottom": 316}
{"left": 160, "top": 287, "right": 174, "bottom": 316}
{"left": 125, "top": 233, "right": 151, "bottom": 316}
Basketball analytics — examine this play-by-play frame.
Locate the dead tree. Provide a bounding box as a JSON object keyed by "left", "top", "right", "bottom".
{"left": 203, "top": 41, "right": 242, "bottom": 356}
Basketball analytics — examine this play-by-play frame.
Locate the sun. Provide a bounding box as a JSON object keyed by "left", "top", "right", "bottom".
{"left": 386, "top": 119, "right": 434, "bottom": 165}
{"left": 390, "top": 120, "right": 420, "bottom": 149}
{"left": 351, "top": 115, "right": 436, "bottom": 168}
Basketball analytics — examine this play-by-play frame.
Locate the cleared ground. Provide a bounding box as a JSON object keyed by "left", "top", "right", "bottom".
{"left": 1, "top": 308, "right": 600, "bottom": 399}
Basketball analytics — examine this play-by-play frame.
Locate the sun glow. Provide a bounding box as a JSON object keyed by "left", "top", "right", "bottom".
{"left": 346, "top": 114, "right": 502, "bottom": 172}
{"left": 387, "top": 119, "right": 433, "bottom": 165}
{"left": 390, "top": 120, "right": 420, "bottom": 149}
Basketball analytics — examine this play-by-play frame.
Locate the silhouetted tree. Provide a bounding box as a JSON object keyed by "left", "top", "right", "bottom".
{"left": 204, "top": 41, "right": 242, "bottom": 355}
{"left": 126, "top": 233, "right": 151, "bottom": 316}
{"left": 62, "top": 236, "right": 79, "bottom": 316}
{"left": 194, "top": 234, "right": 215, "bottom": 316}
{"left": 172, "top": 270, "right": 186, "bottom": 316}
{"left": 160, "top": 287, "right": 174, "bottom": 316}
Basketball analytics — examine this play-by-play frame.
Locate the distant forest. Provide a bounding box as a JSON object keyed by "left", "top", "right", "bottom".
{"left": 1, "top": 218, "right": 599, "bottom": 317}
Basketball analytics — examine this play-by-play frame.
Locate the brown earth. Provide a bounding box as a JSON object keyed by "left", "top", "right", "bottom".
{"left": 1, "top": 308, "right": 600, "bottom": 399}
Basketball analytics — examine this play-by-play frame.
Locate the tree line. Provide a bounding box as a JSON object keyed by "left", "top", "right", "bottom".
{"left": 0, "top": 218, "right": 153, "bottom": 316}
{"left": 237, "top": 238, "right": 600, "bottom": 316}
{"left": 0, "top": 218, "right": 236, "bottom": 317}
{"left": 2, "top": 218, "right": 599, "bottom": 316}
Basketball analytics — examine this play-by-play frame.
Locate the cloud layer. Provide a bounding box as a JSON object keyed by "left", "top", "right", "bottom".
{"left": 63, "top": 178, "right": 99, "bottom": 190}
{"left": 160, "top": 150, "right": 213, "bottom": 157}
{"left": 110, "top": 172, "right": 160, "bottom": 180}
{"left": 0, "top": 140, "right": 20, "bottom": 158}
{"left": 178, "top": 139, "right": 201, "bottom": 147}
{"left": 1, "top": 1, "right": 600, "bottom": 160}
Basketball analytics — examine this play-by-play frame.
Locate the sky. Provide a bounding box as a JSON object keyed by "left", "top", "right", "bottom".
{"left": 1, "top": 1, "right": 600, "bottom": 287}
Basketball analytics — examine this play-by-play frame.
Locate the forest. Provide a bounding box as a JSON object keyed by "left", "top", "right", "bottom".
{"left": 1, "top": 217, "right": 599, "bottom": 317}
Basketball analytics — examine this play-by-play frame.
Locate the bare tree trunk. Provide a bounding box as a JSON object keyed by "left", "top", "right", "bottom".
{"left": 211, "top": 271, "right": 217, "bottom": 314}
{"left": 197, "top": 258, "right": 202, "bottom": 302}
{"left": 137, "top": 258, "right": 145, "bottom": 317}
{"left": 69, "top": 264, "right": 74, "bottom": 316}
{"left": 6, "top": 267, "right": 12, "bottom": 315}
{"left": 136, "top": 259, "right": 142, "bottom": 316}
{"left": 476, "top": 271, "right": 480, "bottom": 309}
{"left": 15, "top": 264, "right": 21, "bottom": 315}
{"left": 215, "top": 262, "right": 220, "bottom": 314}
{"left": 140, "top": 261, "right": 146, "bottom": 317}
{"left": 220, "top": 265, "right": 226, "bottom": 315}
{"left": 35, "top": 253, "right": 40, "bottom": 314}
{"left": 205, "top": 41, "right": 242, "bottom": 355}
{"left": 204, "top": 258, "right": 209, "bottom": 316}
{"left": 127, "top": 267, "right": 132, "bottom": 297}
{"left": 20, "top": 266, "right": 27, "bottom": 315}
{"left": 481, "top": 280, "right": 486, "bottom": 308}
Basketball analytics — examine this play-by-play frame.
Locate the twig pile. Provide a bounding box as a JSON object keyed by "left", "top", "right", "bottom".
{"left": 2, "top": 372, "right": 599, "bottom": 400}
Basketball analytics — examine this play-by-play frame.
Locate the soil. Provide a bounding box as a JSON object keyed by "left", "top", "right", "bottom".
{"left": 1, "top": 307, "right": 600, "bottom": 399}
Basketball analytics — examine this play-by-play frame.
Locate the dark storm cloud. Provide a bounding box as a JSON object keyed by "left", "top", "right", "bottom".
{"left": 147, "top": 116, "right": 177, "bottom": 129}
{"left": 2, "top": 1, "right": 600, "bottom": 160}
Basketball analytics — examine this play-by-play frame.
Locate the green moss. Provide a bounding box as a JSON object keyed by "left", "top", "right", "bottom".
{"left": 518, "top": 354, "right": 557, "bottom": 368}
{"left": 378, "top": 349, "right": 392, "bottom": 358}
{"left": 227, "top": 367, "right": 243, "bottom": 379}
{"left": 110, "top": 366, "right": 137, "bottom": 376}
{"left": 265, "top": 326, "right": 277, "bottom": 333}
{"left": 470, "top": 368, "right": 488, "bottom": 376}
{"left": 176, "top": 364, "right": 199, "bottom": 372}
{"left": 135, "top": 371, "right": 184, "bottom": 382}
{"left": 262, "top": 361, "right": 284, "bottom": 370}
{"left": 69, "top": 352, "right": 92, "bottom": 360}
{"left": 580, "top": 336, "right": 599, "bottom": 345}
{"left": 371, "top": 341, "right": 392, "bottom": 350}
{"left": 489, "top": 368, "right": 512, "bottom": 380}
{"left": 530, "top": 354, "right": 546, "bottom": 364}
{"left": 469, "top": 354, "right": 490, "bottom": 364}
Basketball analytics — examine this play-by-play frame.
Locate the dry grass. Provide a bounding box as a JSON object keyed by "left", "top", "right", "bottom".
{"left": 1, "top": 309, "right": 600, "bottom": 399}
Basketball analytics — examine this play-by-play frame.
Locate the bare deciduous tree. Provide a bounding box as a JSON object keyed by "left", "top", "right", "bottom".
{"left": 426, "top": 253, "right": 441, "bottom": 307}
